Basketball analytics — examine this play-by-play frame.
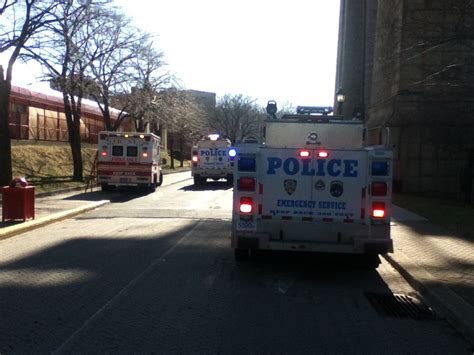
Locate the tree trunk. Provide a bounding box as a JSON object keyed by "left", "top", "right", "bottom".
{"left": 0, "top": 66, "right": 13, "bottom": 186}
{"left": 179, "top": 137, "right": 184, "bottom": 168}
{"left": 63, "top": 93, "right": 83, "bottom": 182}
{"left": 169, "top": 136, "right": 174, "bottom": 169}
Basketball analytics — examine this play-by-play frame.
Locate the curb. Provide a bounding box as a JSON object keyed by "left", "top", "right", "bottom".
{"left": 383, "top": 252, "right": 474, "bottom": 345}
{"left": 0, "top": 200, "right": 110, "bottom": 242}
{"left": 0, "top": 170, "right": 191, "bottom": 202}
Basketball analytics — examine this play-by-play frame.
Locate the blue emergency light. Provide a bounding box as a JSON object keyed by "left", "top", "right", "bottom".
{"left": 228, "top": 148, "right": 237, "bottom": 158}
{"left": 238, "top": 157, "right": 256, "bottom": 172}
{"left": 371, "top": 161, "right": 389, "bottom": 176}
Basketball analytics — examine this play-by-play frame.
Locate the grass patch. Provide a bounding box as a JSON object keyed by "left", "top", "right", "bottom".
{"left": 393, "top": 193, "right": 474, "bottom": 240}
{"left": 10, "top": 141, "right": 189, "bottom": 193}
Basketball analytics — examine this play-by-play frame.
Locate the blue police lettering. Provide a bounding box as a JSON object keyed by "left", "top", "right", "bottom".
{"left": 283, "top": 158, "right": 299, "bottom": 175}
{"left": 327, "top": 160, "right": 342, "bottom": 177}
{"left": 267, "top": 157, "right": 282, "bottom": 174}
{"left": 318, "top": 201, "right": 346, "bottom": 209}
{"left": 343, "top": 160, "right": 358, "bottom": 177}
{"left": 200, "top": 148, "right": 226, "bottom": 156}
{"left": 266, "top": 157, "right": 358, "bottom": 177}
{"left": 302, "top": 159, "right": 315, "bottom": 176}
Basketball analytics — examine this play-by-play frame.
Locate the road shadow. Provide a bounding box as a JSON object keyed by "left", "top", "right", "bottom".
{"left": 237, "top": 250, "right": 380, "bottom": 273}
{"left": 0, "top": 222, "right": 198, "bottom": 352}
{"left": 63, "top": 187, "right": 155, "bottom": 203}
{"left": 180, "top": 181, "right": 233, "bottom": 191}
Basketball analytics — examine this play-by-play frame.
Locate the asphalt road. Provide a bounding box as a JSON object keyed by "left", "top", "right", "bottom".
{"left": 0, "top": 176, "right": 471, "bottom": 353}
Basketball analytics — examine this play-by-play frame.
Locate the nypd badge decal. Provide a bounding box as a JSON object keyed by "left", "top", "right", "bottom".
{"left": 284, "top": 179, "right": 297, "bottom": 195}
{"left": 330, "top": 180, "right": 344, "bottom": 197}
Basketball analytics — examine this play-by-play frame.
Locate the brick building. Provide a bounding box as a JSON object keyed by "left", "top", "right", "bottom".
{"left": 8, "top": 85, "right": 115, "bottom": 144}
{"left": 336, "top": 0, "right": 474, "bottom": 201}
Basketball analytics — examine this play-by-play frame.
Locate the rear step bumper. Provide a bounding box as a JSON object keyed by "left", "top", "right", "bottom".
{"left": 233, "top": 233, "right": 393, "bottom": 254}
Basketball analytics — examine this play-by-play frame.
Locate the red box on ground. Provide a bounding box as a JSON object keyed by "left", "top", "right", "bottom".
{"left": 2, "top": 186, "right": 35, "bottom": 222}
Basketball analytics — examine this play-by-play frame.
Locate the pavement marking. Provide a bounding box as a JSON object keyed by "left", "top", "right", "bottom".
{"left": 52, "top": 220, "right": 203, "bottom": 354}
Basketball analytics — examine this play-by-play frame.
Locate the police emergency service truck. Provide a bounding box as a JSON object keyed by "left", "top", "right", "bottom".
{"left": 97, "top": 131, "right": 163, "bottom": 191}
{"left": 231, "top": 102, "right": 393, "bottom": 268}
{"left": 191, "top": 134, "right": 236, "bottom": 185}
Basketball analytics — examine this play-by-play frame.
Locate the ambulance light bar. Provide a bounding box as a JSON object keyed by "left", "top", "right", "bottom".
{"left": 296, "top": 106, "right": 333, "bottom": 115}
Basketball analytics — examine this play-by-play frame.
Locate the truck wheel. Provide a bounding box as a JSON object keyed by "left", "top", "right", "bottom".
{"left": 157, "top": 172, "right": 163, "bottom": 187}
{"left": 194, "top": 175, "right": 205, "bottom": 185}
{"left": 361, "top": 255, "right": 380, "bottom": 270}
{"left": 234, "top": 248, "right": 249, "bottom": 261}
{"left": 101, "top": 183, "right": 114, "bottom": 192}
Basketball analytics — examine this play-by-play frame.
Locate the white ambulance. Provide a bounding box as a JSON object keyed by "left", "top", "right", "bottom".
{"left": 97, "top": 131, "right": 163, "bottom": 191}
{"left": 231, "top": 103, "right": 393, "bottom": 268}
{"left": 191, "top": 134, "right": 236, "bottom": 185}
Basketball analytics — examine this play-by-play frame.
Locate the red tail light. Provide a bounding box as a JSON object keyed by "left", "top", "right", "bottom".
{"left": 317, "top": 151, "right": 329, "bottom": 158}
{"left": 238, "top": 177, "right": 256, "bottom": 191}
{"left": 299, "top": 149, "right": 310, "bottom": 158}
{"left": 371, "top": 182, "right": 387, "bottom": 196}
{"left": 372, "top": 202, "right": 386, "bottom": 218}
{"left": 192, "top": 156, "right": 199, "bottom": 162}
{"left": 239, "top": 197, "right": 253, "bottom": 214}
{"left": 100, "top": 151, "right": 107, "bottom": 157}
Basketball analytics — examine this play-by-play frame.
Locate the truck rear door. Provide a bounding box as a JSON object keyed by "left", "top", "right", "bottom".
{"left": 259, "top": 147, "right": 367, "bottom": 225}
{"left": 199, "top": 147, "right": 229, "bottom": 169}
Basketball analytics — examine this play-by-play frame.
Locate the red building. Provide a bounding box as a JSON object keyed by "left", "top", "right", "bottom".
{"left": 8, "top": 85, "right": 116, "bottom": 144}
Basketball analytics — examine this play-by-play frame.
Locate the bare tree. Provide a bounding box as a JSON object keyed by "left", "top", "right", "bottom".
{"left": 162, "top": 90, "right": 208, "bottom": 168}
{"left": 210, "top": 94, "right": 264, "bottom": 144}
{"left": 0, "top": 0, "right": 58, "bottom": 185}
{"left": 24, "top": 0, "right": 114, "bottom": 181}
{"left": 111, "top": 41, "right": 172, "bottom": 133}
{"left": 86, "top": 10, "right": 150, "bottom": 131}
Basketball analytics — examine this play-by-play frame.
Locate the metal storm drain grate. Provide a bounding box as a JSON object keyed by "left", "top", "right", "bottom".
{"left": 365, "top": 292, "right": 434, "bottom": 320}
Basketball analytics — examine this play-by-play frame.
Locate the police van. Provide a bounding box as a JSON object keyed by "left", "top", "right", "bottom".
{"left": 97, "top": 131, "right": 163, "bottom": 191}
{"left": 231, "top": 102, "right": 393, "bottom": 268}
{"left": 191, "top": 134, "right": 236, "bottom": 185}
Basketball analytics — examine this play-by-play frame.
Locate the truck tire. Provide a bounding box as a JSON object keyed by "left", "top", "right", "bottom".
{"left": 194, "top": 175, "right": 205, "bottom": 185}
{"left": 234, "top": 248, "right": 249, "bottom": 261}
{"left": 361, "top": 254, "right": 380, "bottom": 270}
{"left": 101, "top": 183, "right": 114, "bottom": 192}
{"left": 157, "top": 172, "right": 163, "bottom": 187}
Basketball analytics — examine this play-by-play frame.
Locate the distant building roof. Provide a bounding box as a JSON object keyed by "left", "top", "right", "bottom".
{"left": 10, "top": 85, "right": 120, "bottom": 119}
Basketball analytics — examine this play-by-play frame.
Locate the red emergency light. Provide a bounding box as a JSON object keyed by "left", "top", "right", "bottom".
{"left": 317, "top": 151, "right": 329, "bottom": 158}
{"left": 299, "top": 150, "right": 310, "bottom": 158}
{"left": 239, "top": 197, "right": 253, "bottom": 214}
{"left": 142, "top": 152, "right": 149, "bottom": 158}
{"left": 100, "top": 151, "right": 107, "bottom": 157}
{"left": 372, "top": 202, "right": 386, "bottom": 218}
{"left": 238, "top": 177, "right": 255, "bottom": 191}
{"left": 371, "top": 182, "right": 387, "bottom": 196}
{"left": 192, "top": 156, "right": 199, "bottom": 162}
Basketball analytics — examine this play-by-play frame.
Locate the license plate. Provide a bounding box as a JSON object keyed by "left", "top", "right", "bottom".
{"left": 237, "top": 220, "right": 256, "bottom": 230}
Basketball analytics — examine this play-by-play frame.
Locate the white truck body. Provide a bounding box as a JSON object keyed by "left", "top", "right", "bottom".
{"left": 97, "top": 131, "right": 162, "bottom": 190}
{"left": 232, "top": 115, "right": 393, "bottom": 266}
{"left": 191, "top": 136, "right": 234, "bottom": 185}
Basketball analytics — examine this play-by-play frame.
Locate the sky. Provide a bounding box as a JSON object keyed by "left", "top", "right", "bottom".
{"left": 3, "top": 0, "right": 341, "bottom": 108}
